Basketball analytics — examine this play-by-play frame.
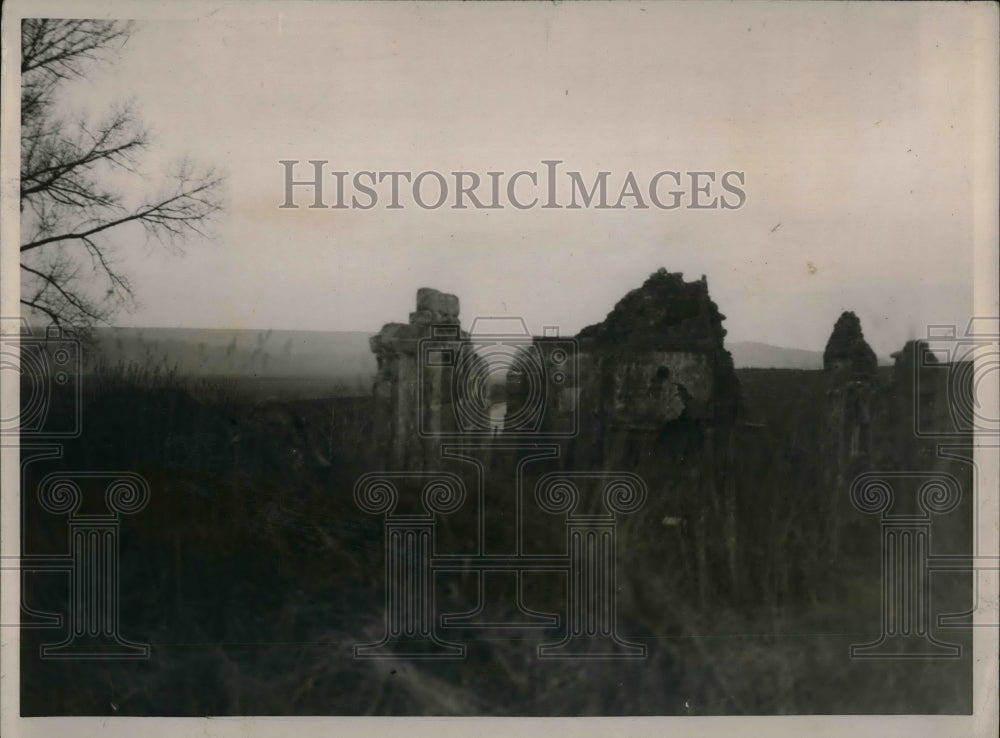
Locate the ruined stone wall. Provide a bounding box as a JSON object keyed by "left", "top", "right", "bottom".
{"left": 575, "top": 268, "right": 739, "bottom": 427}
{"left": 877, "top": 339, "right": 956, "bottom": 465}
{"left": 502, "top": 269, "right": 739, "bottom": 467}
{"left": 598, "top": 349, "right": 714, "bottom": 428}
{"left": 509, "top": 270, "right": 737, "bottom": 428}
{"left": 823, "top": 311, "right": 878, "bottom": 377}
{"left": 822, "top": 310, "right": 879, "bottom": 486}
{"left": 370, "top": 271, "right": 739, "bottom": 470}
{"left": 370, "top": 287, "right": 472, "bottom": 469}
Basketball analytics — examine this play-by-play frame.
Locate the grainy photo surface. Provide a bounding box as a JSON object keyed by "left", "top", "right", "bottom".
{"left": 1, "top": 0, "right": 997, "bottom": 733}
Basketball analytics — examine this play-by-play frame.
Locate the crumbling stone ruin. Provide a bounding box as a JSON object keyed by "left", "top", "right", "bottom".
{"left": 823, "top": 311, "right": 877, "bottom": 479}
{"left": 883, "top": 339, "right": 954, "bottom": 463}
{"left": 823, "top": 311, "right": 878, "bottom": 377}
{"left": 505, "top": 268, "right": 740, "bottom": 464}
{"left": 369, "top": 287, "right": 479, "bottom": 469}
{"left": 368, "top": 270, "right": 740, "bottom": 470}
{"left": 574, "top": 268, "right": 739, "bottom": 428}
{"left": 889, "top": 340, "right": 936, "bottom": 427}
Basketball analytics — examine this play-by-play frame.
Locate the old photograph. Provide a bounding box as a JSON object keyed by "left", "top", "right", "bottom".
{"left": 1, "top": 0, "right": 997, "bottom": 733}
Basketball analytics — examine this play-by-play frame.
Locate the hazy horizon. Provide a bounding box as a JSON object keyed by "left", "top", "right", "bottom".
{"left": 80, "top": 322, "right": 885, "bottom": 357}
{"left": 78, "top": 325, "right": 897, "bottom": 375}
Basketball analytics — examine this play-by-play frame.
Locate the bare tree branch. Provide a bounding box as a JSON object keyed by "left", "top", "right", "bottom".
{"left": 19, "top": 19, "right": 225, "bottom": 329}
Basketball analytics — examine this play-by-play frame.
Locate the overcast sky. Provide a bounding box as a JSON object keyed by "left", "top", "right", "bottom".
{"left": 45, "top": 1, "right": 993, "bottom": 356}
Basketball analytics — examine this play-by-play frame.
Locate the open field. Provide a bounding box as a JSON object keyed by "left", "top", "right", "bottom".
{"left": 20, "top": 362, "right": 973, "bottom": 715}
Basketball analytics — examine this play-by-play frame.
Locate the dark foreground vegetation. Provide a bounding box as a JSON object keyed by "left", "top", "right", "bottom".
{"left": 21, "top": 363, "right": 972, "bottom": 715}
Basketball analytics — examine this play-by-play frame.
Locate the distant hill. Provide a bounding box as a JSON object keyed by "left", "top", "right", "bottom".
{"left": 84, "top": 330, "right": 887, "bottom": 384}
{"left": 727, "top": 342, "right": 825, "bottom": 370}
{"left": 88, "top": 327, "right": 376, "bottom": 379}
{"left": 728, "top": 341, "right": 892, "bottom": 369}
